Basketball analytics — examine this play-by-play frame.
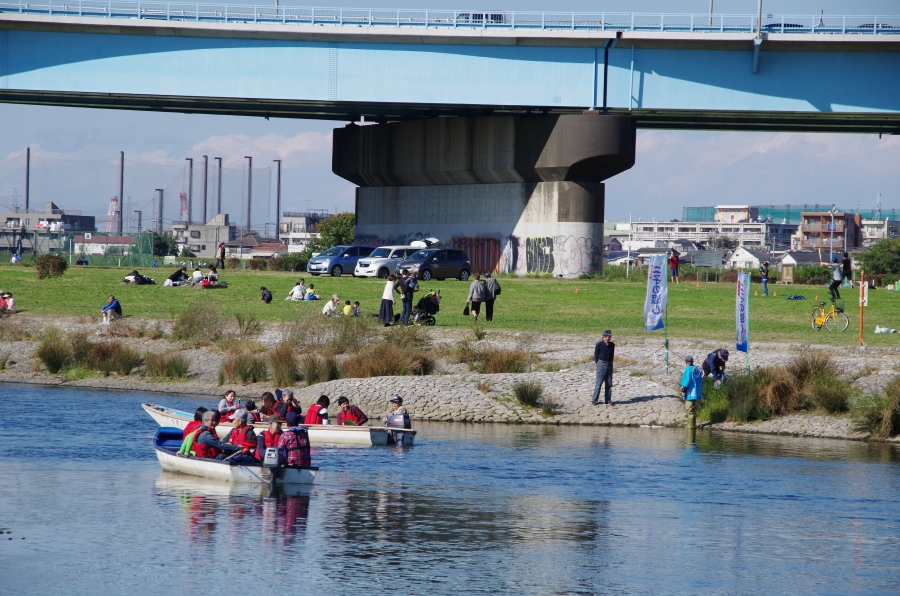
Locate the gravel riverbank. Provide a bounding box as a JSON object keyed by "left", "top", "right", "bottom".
{"left": 2, "top": 315, "right": 898, "bottom": 441}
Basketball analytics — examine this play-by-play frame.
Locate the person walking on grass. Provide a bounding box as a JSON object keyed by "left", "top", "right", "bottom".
{"left": 841, "top": 252, "right": 852, "bottom": 286}
{"left": 760, "top": 261, "right": 770, "bottom": 297}
{"left": 680, "top": 355, "right": 703, "bottom": 427}
{"left": 483, "top": 272, "right": 501, "bottom": 322}
{"left": 214, "top": 242, "right": 226, "bottom": 269}
{"left": 591, "top": 330, "right": 615, "bottom": 406}
{"left": 466, "top": 273, "right": 487, "bottom": 323}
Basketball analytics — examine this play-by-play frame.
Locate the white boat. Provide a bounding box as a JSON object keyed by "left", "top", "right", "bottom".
{"left": 142, "top": 403, "right": 416, "bottom": 446}
{"left": 154, "top": 427, "right": 317, "bottom": 485}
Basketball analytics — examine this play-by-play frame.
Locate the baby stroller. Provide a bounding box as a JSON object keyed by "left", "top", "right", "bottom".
{"left": 413, "top": 290, "right": 440, "bottom": 326}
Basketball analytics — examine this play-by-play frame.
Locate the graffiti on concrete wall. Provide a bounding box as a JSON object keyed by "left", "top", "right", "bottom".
{"left": 525, "top": 236, "right": 555, "bottom": 274}
{"left": 452, "top": 236, "right": 500, "bottom": 275}
{"left": 554, "top": 235, "right": 602, "bottom": 276}
{"left": 498, "top": 236, "right": 519, "bottom": 274}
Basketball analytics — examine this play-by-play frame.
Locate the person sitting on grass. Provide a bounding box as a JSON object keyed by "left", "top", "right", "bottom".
{"left": 191, "top": 267, "right": 203, "bottom": 284}
{"left": 101, "top": 295, "right": 122, "bottom": 324}
{"left": 207, "top": 266, "right": 219, "bottom": 283}
{"left": 305, "top": 284, "right": 320, "bottom": 300}
{"left": 260, "top": 286, "right": 273, "bottom": 304}
{"left": 322, "top": 294, "right": 341, "bottom": 318}
{"left": 342, "top": 300, "right": 353, "bottom": 316}
{"left": 3, "top": 292, "right": 13, "bottom": 314}
{"left": 351, "top": 301, "right": 361, "bottom": 317}
{"left": 166, "top": 267, "right": 188, "bottom": 286}
{"left": 286, "top": 281, "right": 306, "bottom": 301}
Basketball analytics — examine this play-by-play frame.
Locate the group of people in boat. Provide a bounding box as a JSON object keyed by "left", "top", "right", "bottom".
{"left": 178, "top": 389, "right": 408, "bottom": 463}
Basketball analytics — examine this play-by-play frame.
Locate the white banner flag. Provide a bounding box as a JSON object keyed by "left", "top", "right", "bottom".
{"left": 643, "top": 255, "right": 667, "bottom": 331}
{"left": 735, "top": 271, "right": 750, "bottom": 352}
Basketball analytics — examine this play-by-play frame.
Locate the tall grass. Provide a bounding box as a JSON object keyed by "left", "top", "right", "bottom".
{"left": 144, "top": 352, "right": 191, "bottom": 379}
{"left": 221, "top": 352, "right": 268, "bottom": 384}
{"left": 513, "top": 381, "right": 543, "bottom": 407}
{"left": 698, "top": 353, "right": 852, "bottom": 424}
{"left": 341, "top": 344, "right": 435, "bottom": 378}
{"left": 299, "top": 354, "right": 341, "bottom": 385}
{"left": 171, "top": 302, "right": 225, "bottom": 346}
{"left": 326, "top": 316, "right": 375, "bottom": 354}
{"left": 35, "top": 327, "right": 71, "bottom": 373}
{"left": 853, "top": 376, "right": 900, "bottom": 439}
{"left": 235, "top": 313, "right": 263, "bottom": 340}
{"left": 88, "top": 342, "right": 143, "bottom": 375}
{"left": 270, "top": 343, "right": 300, "bottom": 386}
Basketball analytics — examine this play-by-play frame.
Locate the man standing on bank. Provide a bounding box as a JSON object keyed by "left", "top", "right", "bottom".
{"left": 214, "top": 242, "right": 227, "bottom": 269}
{"left": 483, "top": 272, "right": 501, "bottom": 322}
{"left": 591, "top": 330, "right": 615, "bottom": 406}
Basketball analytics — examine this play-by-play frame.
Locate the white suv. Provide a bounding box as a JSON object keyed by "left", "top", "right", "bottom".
{"left": 354, "top": 245, "right": 417, "bottom": 278}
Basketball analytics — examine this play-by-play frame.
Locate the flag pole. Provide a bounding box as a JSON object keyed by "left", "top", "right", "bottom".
{"left": 746, "top": 286, "right": 750, "bottom": 375}
{"left": 664, "top": 309, "right": 669, "bottom": 374}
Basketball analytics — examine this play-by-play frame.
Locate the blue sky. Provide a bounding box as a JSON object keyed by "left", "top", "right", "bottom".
{"left": 0, "top": 0, "right": 898, "bottom": 229}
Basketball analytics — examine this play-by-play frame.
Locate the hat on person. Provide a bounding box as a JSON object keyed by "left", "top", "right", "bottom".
{"left": 684, "top": 355, "right": 693, "bottom": 364}
{"left": 720, "top": 349, "right": 729, "bottom": 361}
{"left": 266, "top": 415, "right": 283, "bottom": 423}
{"left": 832, "top": 256, "right": 838, "bottom": 262}
{"left": 332, "top": 294, "right": 340, "bottom": 300}
{"left": 285, "top": 412, "right": 299, "bottom": 426}
{"left": 389, "top": 396, "right": 403, "bottom": 404}
{"left": 602, "top": 330, "right": 612, "bottom": 337}
{"left": 232, "top": 409, "right": 247, "bottom": 421}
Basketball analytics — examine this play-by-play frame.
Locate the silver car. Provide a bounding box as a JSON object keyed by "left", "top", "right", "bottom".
{"left": 354, "top": 245, "right": 417, "bottom": 278}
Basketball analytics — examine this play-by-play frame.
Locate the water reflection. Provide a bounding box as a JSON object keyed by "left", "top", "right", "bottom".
{"left": 155, "top": 473, "right": 312, "bottom": 548}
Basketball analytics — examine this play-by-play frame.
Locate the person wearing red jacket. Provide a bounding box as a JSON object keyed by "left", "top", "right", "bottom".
{"left": 183, "top": 407, "right": 209, "bottom": 440}
{"left": 336, "top": 396, "right": 368, "bottom": 426}
{"left": 256, "top": 416, "right": 284, "bottom": 461}
{"left": 304, "top": 395, "right": 330, "bottom": 425}
{"left": 222, "top": 412, "right": 257, "bottom": 463}
{"left": 193, "top": 411, "right": 240, "bottom": 459}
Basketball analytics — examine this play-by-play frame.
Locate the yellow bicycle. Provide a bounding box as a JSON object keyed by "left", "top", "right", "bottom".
{"left": 811, "top": 300, "right": 849, "bottom": 332}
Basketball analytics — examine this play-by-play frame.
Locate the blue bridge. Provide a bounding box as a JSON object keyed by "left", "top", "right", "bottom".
{"left": 1, "top": 4, "right": 898, "bottom": 277}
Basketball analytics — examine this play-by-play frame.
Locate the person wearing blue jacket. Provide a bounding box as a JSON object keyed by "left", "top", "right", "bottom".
{"left": 681, "top": 355, "right": 704, "bottom": 426}
{"left": 101, "top": 295, "right": 122, "bottom": 324}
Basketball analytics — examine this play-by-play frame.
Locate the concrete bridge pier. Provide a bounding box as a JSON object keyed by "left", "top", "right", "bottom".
{"left": 332, "top": 114, "right": 635, "bottom": 277}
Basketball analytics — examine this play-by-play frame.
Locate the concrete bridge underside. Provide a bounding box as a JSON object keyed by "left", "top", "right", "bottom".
{"left": 333, "top": 114, "right": 635, "bottom": 277}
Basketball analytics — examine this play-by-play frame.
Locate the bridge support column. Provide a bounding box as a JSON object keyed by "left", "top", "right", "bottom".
{"left": 333, "top": 114, "right": 635, "bottom": 277}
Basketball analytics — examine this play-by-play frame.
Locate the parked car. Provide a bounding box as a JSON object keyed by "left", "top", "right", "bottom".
{"left": 354, "top": 245, "right": 418, "bottom": 278}
{"left": 306, "top": 245, "right": 374, "bottom": 277}
{"left": 395, "top": 248, "right": 471, "bottom": 281}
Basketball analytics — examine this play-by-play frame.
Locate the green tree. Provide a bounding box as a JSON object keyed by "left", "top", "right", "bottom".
{"left": 310, "top": 212, "right": 356, "bottom": 252}
{"left": 858, "top": 238, "right": 900, "bottom": 274}
{"left": 179, "top": 246, "right": 196, "bottom": 258}
{"left": 149, "top": 232, "right": 177, "bottom": 257}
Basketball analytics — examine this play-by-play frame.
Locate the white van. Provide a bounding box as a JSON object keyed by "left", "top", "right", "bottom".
{"left": 354, "top": 245, "right": 417, "bottom": 278}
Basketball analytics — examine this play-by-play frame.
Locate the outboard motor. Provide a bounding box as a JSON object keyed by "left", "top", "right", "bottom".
{"left": 385, "top": 413, "right": 411, "bottom": 429}
{"left": 262, "top": 447, "right": 282, "bottom": 468}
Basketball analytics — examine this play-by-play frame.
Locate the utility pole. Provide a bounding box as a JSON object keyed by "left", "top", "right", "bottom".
{"left": 185, "top": 157, "right": 193, "bottom": 224}
{"left": 135, "top": 210, "right": 142, "bottom": 233}
{"left": 273, "top": 159, "right": 282, "bottom": 240}
{"left": 24, "top": 147, "right": 30, "bottom": 211}
{"left": 156, "top": 189, "right": 164, "bottom": 234}
{"left": 201, "top": 155, "right": 208, "bottom": 224}
{"left": 214, "top": 157, "right": 223, "bottom": 215}
{"left": 245, "top": 156, "right": 252, "bottom": 235}
{"left": 709, "top": 0, "right": 713, "bottom": 25}
{"left": 117, "top": 151, "right": 124, "bottom": 235}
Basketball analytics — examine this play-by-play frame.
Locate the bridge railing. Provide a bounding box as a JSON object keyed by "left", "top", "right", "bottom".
{"left": 2, "top": 2, "right": 899, "bottom": 34}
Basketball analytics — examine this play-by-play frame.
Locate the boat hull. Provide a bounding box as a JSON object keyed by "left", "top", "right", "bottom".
{"left": 155, "top": 447, "right": 317, "bottom": 485}
{"left": 143, "top": 403, "right": 415, "bottom": 446}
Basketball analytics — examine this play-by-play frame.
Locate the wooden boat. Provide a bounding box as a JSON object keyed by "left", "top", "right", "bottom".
{"left": 142, "top": 403, "right": 416, "bottom": 446}
{"left": 154, "top": 427, "right": 317, "bottom": 485}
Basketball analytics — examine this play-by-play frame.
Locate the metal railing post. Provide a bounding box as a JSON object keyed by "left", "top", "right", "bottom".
{"left": 166, "top": 2, "right": 169, "bottom": 20}
{"left": 631, "top": 12, "right": 635, "bottom": 31}
{"left": 842, "top": 15, "right": 846, "bottom": 34}
{"left": 397, "top": 10, "right": 400, "bottom": 26}
{"left": 340, "top": 7, "right": 343, "bottom": 25}
{"left": 368, "top": 8, "right": 371, "bottom": 26}
{"left": 541, "top": 12, "right": 544, "bottom": 30}
{"left": 78, "top": 0, "right": 82, "bottom": 16}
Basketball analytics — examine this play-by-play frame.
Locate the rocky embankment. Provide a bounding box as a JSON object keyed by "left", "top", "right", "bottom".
{"left": 1, "top": 315, "right": 897, "bottom": 441}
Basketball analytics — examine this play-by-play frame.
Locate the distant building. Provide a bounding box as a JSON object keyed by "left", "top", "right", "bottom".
{"left": 792, "top": 212, "right": 862, "bottom": 252}
{"left": 715, "top": 205, "right": 759, "bottom": 224}
{"left": 0, "top": 201, "right": 96, "bottom": 254}
{"left": 625, "top": 220, "right": 796, "bottom": 250}
{"left": 861, "top": 219, "right": 900, "bottom": 247}
{"left": 225, "top": 235, "right": 284, "bottom": 260}
{"left": 727, "top": 247, "right": 769, "bottom": 270}
{"left": 172, "top": 214, "right": 238, "bottom": 259}
{"left": 73, "top": 234, "right": 135, "bottom": 256}
{"left": 279, "top": 211, "right": 330, "bottom": 253}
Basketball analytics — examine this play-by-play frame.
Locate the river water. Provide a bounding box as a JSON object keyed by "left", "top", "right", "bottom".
{"left": 1, "top": 384, "right": 899, "bottom": 595}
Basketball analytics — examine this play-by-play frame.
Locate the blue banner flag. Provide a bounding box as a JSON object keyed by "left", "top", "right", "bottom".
{"left": 643, "top": 255, "right": 668, "bottom": 331}
{"left": 735, "top": 271, "right": 750, "bottom": 352}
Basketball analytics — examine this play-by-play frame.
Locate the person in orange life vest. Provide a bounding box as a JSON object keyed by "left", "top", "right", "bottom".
{"left": 336, "top": 396, "right": 368, "bottom": 426}
{"left": 183, "top": 407, "right": 209, "bottom": 440}
{"left": 258, "top": 392, "right": 278, "bottom": 419}
{"left": 275, "top": 389, "right": 301, "bottom": 419}
{"left": 194, "top": 411, "right": 241, "bottom": 459}
{"left": 256, "top": 416, "right": 284, "bottom": 461}
{"left": 218, "top": 390, "right": 239, "bottom": 421}
{"left": 277, "top": 412, "right": 312, "bottom": 467}
{"left": 304, "top": 395, "right": 331, "bottom": 425}
{"left": 222, "top": 412, "right": 258, "bottom": 463}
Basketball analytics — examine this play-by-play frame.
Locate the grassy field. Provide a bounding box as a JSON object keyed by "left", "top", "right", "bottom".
{"left": 1, "top": 263, "right": 898, "bottom": 345}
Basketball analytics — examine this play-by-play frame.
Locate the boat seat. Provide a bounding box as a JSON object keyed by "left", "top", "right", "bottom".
{"left": 158, "top": 439, "right": 184, "bottom": 448}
